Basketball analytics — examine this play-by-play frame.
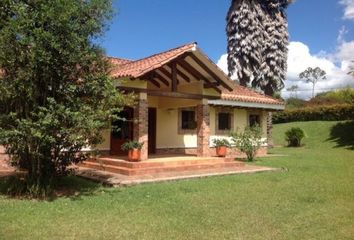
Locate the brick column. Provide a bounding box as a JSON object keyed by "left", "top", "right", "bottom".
{"left": 197, "top": 103, "right": 210, "bottom": 157}
{"left": 266, "top": 112, "right": 274, "bottom": 148}
{"left": 133, "top": 93, "right": 148, "bottom": 161}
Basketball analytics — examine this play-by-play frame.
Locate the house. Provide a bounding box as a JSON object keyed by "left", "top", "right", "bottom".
{"left": 94, "top": 42, "right": 285, "bottom": 161}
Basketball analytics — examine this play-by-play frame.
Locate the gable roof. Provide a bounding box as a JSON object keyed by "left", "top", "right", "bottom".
{"left": 108, "top": 42, "right": 285, "bottom": 109}
{"left": 110, "top": 43, "right": 196, "bottom": 78}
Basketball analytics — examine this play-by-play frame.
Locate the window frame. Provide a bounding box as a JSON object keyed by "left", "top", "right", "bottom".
{"left": 248, "top": 113, "right": 261, "bottom": 128}
{"left": 215, "top": 107, "right": 234, "bottom": 135}
{"left": 178, "top": 107, "right": 197, "bottom": 134}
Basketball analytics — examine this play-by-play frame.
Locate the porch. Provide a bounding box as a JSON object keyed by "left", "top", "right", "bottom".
{"left": 77, "top": 154, "right": 276, "bottom": 186}
{"left": 80, "top": 154, "right": 246, "bottom": 176}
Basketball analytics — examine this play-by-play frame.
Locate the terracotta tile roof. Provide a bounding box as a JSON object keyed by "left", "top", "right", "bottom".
{"left": 109, "top": 57, "right": 133, "bottom": 66}
{"left": 221, "top": 83, "right": 284, "bottom": 105}
{"left": 108, "top": 42, "right": 284, "bottom": 107}
{"left": 110, "top": 42, "right": 197, "bottom": 78}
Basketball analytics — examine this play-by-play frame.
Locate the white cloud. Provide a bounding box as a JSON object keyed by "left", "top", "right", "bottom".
{"left": 217, "top": 41, "right": 354, "bottom": 100}
{"left": 284, "top": 41, "right": 354, "bottom": 99}
{"left": 340, "top": 0, "right": 354, "bottom": 20}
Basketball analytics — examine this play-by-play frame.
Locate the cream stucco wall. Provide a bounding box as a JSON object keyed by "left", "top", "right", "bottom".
{"left": 93, "top": 78, "right": 268, "bottom": 152}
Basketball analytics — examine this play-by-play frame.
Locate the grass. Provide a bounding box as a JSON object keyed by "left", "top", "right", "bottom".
{"left": 0, "top": 121, "right": 353, "bottom": 240}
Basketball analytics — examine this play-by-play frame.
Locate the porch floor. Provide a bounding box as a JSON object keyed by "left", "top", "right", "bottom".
{"left": 76, "top": 164, "right": 277, "bottom": 187}
{"left": 76, "top": 154, "right": 278, "bottom": 186}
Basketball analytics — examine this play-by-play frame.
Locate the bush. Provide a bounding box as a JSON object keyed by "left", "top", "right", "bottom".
{"left": 212, "top": 138, "right": 231, "bottom": 147}
{"left": 231, "top": 125, "right": 264, "bottom": 162}
{"left": 121, "top": 140, "right": 144, "bottom": 151}
{"left": 273, "top": 104, "right": 354, "bottom": 123}
{"left": 285, "top": 127, "right": 305, "bottom": 147}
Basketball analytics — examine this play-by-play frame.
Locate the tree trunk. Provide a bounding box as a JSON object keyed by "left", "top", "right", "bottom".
{"left": 267, "top": 112, "right": 274, "bottom": 148}
{"left": 264, "top": 84, "right": 274, "bottom": 148}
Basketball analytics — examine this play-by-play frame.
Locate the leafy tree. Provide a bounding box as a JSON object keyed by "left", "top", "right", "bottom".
{"left": 226, "top": 0, "right": 292, "bottom": 95}
{"left": 0, "top": 0, "right": 128, "bottom": 196}
{"left": 299, "top": 67, "right": 326, "bottom": 99}
{"left": 286, "top": 85, "right": 299, "bottom": 98}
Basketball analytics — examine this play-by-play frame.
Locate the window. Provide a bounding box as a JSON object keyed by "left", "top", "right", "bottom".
{"left": 215, "top": 108, "right": 233, "bottom": 135}
{"left": 249, "top": 114, "right": 260, "bottom": 127}
{"left": 181, "top": 110, "right": 196, "bottom": 130}
{"left": 218, "top": 112, "right": 231, "bottom": 130}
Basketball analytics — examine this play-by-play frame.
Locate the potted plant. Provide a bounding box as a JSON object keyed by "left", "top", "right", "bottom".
{"left": 121, "top": 140, "right": 144, "bottom": 162}
{"left": 212, "top": 138, "right": 231, "bottom": 157}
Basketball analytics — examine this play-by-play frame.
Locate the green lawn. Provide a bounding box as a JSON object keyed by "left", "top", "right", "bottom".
{"left": 1, "top": 121, "right": 353, "bottom": 240}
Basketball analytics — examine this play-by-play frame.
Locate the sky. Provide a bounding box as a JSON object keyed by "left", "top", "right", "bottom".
{"left": 101, "top": 0, "right": 354, "bottom": 99}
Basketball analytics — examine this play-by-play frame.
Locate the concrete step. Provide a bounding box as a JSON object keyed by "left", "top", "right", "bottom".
{"left": 79, "top": 160, "right": 245, "bottom": 176}
{"left": 85, "top": 157, "right": 236, "bottom": 169}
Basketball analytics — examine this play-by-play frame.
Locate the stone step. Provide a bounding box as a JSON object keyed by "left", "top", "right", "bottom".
{"left": 85, "top": 157, "right": 236, "bottom": 169}
{"left": 79, "top": 160, "right": 245, "bottom": 176}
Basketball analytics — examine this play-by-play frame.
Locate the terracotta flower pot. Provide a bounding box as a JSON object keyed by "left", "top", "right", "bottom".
{"left": 128, "top": 149, "right": 141, "bottom": 162}
{"left": 216, "top": 146, "right": 227, "bottom": 157}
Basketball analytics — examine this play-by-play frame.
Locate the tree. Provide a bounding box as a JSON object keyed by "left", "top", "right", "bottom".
{"left": 0, "top": 0, "right": 128, "bottom": 196}
{"left": 348, "top": 61, "right": 354, "bottom": 78}
{"left": 226, "top": 0, "right": 263, "bottom": 86}
{"left": 299, "top": 67, "right": 326, "bottom": 99}
{"left": 226, "top": 0, "right": 292, "bottom": 96}
{"left": 286, "top": 85, "right": 299, "bottom": 98}
{"left": 226, "top": 0, "right": 292, "bottom": 148}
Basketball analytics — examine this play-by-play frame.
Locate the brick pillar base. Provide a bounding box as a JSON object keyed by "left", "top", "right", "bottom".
{"left": 133, "top": 95, "right": 148, "bottom": 161}
{"left": 197, "top": 104, "right": 210, "bottom": 157}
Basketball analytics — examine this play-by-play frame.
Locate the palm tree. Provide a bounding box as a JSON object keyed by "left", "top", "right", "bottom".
{"left": 226, "top": 0, "right": 263, "bottom": 86}
{"left": 226, "top": 0, "right": 292, "bottom": 96}
{"left": 226, "top": 0, "right": 292, "bottom": 148}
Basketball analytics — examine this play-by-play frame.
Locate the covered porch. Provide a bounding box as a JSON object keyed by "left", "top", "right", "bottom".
{"left": 105, "top": 42, "right": 235, "bottom": 161}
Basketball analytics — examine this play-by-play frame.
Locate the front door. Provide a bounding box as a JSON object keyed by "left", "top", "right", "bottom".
{"left": 148, "top": 108, "right": 157, "bottom": 154}
{"left": 110, "top": 108, "right": 134, "bottom": 155}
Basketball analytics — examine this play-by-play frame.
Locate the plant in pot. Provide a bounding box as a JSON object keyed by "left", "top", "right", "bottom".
{"left": 212, "top": 138, "right": 231, "bottom": 157}
{"left": 121, "top": 140, "right": 144, "bottom": 162}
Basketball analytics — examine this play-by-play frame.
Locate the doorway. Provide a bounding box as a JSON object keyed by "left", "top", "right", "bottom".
{"left": 110, "top": 108, "right": 134, "bottom": 155}
{"left": 148, "top": 108, "right": 157, "bottom": 154}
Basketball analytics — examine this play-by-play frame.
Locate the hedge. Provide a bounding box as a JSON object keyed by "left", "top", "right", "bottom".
{"left": 273, "top": 104, "right": 354, "bottom": 123}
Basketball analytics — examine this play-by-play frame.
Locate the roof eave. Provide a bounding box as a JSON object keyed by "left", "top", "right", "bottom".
{"left": 208, "top": 99, "right": 285, "bottom": 111}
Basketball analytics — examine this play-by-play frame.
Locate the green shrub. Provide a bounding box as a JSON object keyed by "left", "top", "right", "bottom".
{"left": 231, "top": 125, "right": 264, "bottom": 162}
{"left": 273, "top": 104, "right": 354, "bottom": 123}
{"left": 121, "top": 140, "right": 144, "bottom": 151}
{"left": 212, "top": 138, "right": 231, "bottom": 147}
{"left": 285, "top": 127, "right": 305, "bottom": 147}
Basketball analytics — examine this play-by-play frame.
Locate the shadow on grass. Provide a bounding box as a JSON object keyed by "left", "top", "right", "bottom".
{"left": 0, "top": 174, "right": 103, "bottom": 201}
{"left": 327, "top": 121, "right": 354, "bottom": 150}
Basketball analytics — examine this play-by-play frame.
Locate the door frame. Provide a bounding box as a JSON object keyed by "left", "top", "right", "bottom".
{"left": 148, "top": 107, "right": 157, "bottom": 154}
{"left": 110, "top": 107, "right": 134, "bottom": 156}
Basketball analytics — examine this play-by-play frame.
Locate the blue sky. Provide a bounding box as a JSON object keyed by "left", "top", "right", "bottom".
{"left": 101, "top": 0, "right": 354, "bottom": 99}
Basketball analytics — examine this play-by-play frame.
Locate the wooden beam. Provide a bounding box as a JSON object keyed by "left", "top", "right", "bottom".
{"left": 149, "top": 78, "right": 161, "bottom": 88}
{"left": 188, "top": 53, "right": 233, "bottom": 91}
{"left": 154, "top": 71, "right": 170, "bottom": 87}
{"left": 165, "top": 63, "right": 190, "bottom": 83}
{"left": 116, "top": 86, "right": 220, "bottom": 100}
{"left": 204, "top": 82, "right": 220, "bottom": 88}
{"left": 157, "top": 67, "right": 179, "bottom": 84}
{"left": 145, "top": 72, "right": 161, "bottom": 88}
{"left": 178, "top": 58, "right": 203, "bottom": 81}
{"left": 171, "top": 61, "right": 177, "bottom": 92}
